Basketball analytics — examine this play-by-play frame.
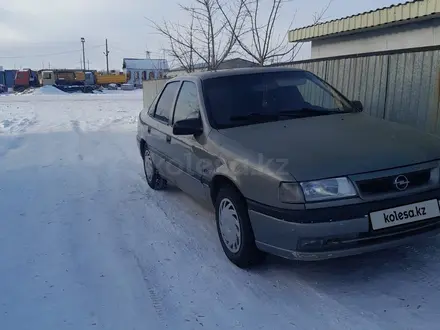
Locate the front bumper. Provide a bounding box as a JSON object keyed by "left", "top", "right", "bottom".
{"left": 248, "top": 189, "right": 440, "bottom": 261}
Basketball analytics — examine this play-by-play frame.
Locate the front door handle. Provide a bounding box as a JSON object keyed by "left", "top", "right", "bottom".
{"left": 166, "top": 135, "right": 171, "bottom": 143}
{"left": 147, "top": 126, "right": 151, "bottom": 134}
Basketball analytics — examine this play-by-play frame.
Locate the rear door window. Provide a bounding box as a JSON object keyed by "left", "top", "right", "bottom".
{"left": 154, "top": 82, "right": 180, "bottom": 123}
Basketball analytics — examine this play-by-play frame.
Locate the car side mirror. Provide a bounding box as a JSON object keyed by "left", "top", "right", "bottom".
{"left": 173, "top": 118, "right": 203, "bottom": 136}
{"left": 351, "top": 100, "right": 363, "bottom": 111}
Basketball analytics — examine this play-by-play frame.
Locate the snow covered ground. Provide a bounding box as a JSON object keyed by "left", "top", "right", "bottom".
{"left": 1, "top": 90, "right": 440, "bottom": 330}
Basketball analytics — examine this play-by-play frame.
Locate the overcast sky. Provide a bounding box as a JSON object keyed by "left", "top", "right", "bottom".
{"left": 0, "top": 0, "right": 400, "bottom": 71}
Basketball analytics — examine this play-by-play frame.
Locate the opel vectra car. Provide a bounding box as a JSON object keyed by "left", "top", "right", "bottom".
{"left": 137, "top": 67, "right": 440, "bottom": 268}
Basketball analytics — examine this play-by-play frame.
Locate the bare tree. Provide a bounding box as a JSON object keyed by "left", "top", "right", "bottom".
{"left": 147, "top": 12, "right": 197, "bottom": 73}
{"left": 217, "top": 0, "right": 334, "bottom": 66}
{"left": 183, "top": 0, "right": 247, "bottom": 70}
{"left": 148, "top": 0, "right": 246, "bottom": 72}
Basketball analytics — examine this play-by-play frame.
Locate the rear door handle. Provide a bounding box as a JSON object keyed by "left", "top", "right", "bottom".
{"left": 147, "top": 126, "right": 151, "bottom": 133}
{"left": 166, "top": 135, "right": 171, "bottom": 143}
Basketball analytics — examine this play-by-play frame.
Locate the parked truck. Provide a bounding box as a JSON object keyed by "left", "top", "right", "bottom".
{"left": 94, "top": 72, "right": 126, "bottom": 87}
{"left": 39, "top": 69, "right": 126, "bottom": 92}
{"left": 40, "top": 71, "right": 56, "bottom": 86}
{"left": 54, "top": 70, "right": 80, "bottom": 86}
{"left": 39, "top": 70, "right": 88, "bottom": 86}
{"left": 40, "top": 70, "right": 97, "bottom": 93}
{"left": 14, "top": 69, "right": 40, "bottom": 91}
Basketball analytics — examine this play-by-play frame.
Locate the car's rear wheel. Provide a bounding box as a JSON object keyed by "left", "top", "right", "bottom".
{"left": 143, "top": 147, "right": 166, "bottom": 190}
{"left": 215, "top": 186, "right": 264, "bottom": 268}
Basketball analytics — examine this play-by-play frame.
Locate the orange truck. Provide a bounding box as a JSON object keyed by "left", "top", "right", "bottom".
{"left": 94, "top": 72, "right": 126, "bottom": 86}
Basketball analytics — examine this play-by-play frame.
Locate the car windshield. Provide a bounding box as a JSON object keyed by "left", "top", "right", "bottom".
{"left": 202, "top": 70, "right": 356, "bottom": 128}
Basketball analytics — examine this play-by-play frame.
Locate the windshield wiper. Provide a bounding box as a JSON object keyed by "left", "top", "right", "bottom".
{"left": 229, "top": 108, "right": 345, "bottom": 122}
{"left": 229, "top": 112, "right": 280, "bottom": 121}
{"left": 277, "top": 108, "right": 344, "bottom": 117}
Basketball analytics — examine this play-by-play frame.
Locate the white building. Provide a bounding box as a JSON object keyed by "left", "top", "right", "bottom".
{"left": 289, "top": 0, "right": 440, "bottom": 59}
{"left": 122, "top": 58, "right": 169, "bottom": 86}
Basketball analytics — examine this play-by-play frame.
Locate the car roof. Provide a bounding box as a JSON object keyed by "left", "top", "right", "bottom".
{"left": 171, "top": 66, "right": 307, "bottom": 82}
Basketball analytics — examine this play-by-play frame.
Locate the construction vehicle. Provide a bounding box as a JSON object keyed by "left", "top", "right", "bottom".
{"left": 38, "top": 70, "right": 86, "bottom": 86}
{"left": 85, "top": 72, "right": 96, "bottom": 86}
{"left": 14, "top": 69, "right": 40, "bottom": 91}
{"left": 54, "top": 70, "right": 80, "bottom": 86}
{"left": 94, "top": 72, "right": 126, "bottom": 87}
{"left": 38, "top": 69, "right": 126, "bottom": 92}
{"left": 40, "top": 71, "right": 56, "bottom": 86}
{"left": 74, "top": 71, "right": 85, "bottom": 82}
{"left": 39, "top": 70, "right": 97, "bottom": 93}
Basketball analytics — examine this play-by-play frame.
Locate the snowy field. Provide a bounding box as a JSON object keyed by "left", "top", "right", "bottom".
{"left": 1, "top": 89, "right": 440, "bottom": 330}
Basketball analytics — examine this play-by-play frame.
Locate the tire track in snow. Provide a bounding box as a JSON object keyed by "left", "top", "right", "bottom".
{"left": 132, "top": 253, "right": 168, "bottom": 327}
{"left": 55, "top": 135, "right": 167, "bottom": 329}
{"left": 0, "top": 136, "right": 25, "bottom": 158}
{"left": 70, "top": 120, "right": 84, "bottom": 161}
{"left": 65, "top": 134, "right": 173, "bottom": 328}
{"left": 87, "top": 152, "right": 219, "bottom": 328}
{"left": 70, "top": 120, "right": 101, "bottom": 162}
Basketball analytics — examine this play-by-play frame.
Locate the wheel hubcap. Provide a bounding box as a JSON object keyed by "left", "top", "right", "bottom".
{"left": 144, "top": 150, "right": 154, "bottom": 181}
{"left": 218, "top": 198, "right": 241, "bottom": 253}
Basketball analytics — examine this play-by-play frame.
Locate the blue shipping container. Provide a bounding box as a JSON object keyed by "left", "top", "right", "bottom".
{"left": 0, "top": 71, "right": 6, "bottom": 93}
{"left": 5, "top": 70, "right": 17, "bottom": 88}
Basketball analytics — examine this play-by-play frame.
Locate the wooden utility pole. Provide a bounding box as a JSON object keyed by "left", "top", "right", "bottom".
{"left": 104, "top": 38, "right": 110, "bottom": 73}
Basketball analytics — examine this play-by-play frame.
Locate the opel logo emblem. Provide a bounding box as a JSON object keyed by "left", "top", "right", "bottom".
{"left": 394, "top": 175, "right": 410, "bottom": 191}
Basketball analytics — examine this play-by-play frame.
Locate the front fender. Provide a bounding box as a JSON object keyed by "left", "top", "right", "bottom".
{"left": 211, "top": 158, "right": 297, "bottom": 209}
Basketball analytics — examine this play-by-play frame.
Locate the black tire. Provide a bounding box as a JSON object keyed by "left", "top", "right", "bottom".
{"left": 215, "top": 185, "right": 264, "bottom": 268}
{"left": 143, "top": 147, "right": 166, "bottom": 190}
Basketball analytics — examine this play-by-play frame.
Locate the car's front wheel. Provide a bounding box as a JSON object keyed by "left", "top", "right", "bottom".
{"left": 143, "top": 147, "right": 166, "bottom": 190}
{"left": 215, "top": 186, "right": 264, "bottom": 268}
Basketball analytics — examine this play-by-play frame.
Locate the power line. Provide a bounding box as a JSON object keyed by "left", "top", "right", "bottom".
{"left": 0, "top": 44, "right": 105, "bottom": 59}
{"left": 110, "top": 43, "right": 164, "bottom": 58}
{"left": 0, "top": 49, "right": 81, "bottom": 59}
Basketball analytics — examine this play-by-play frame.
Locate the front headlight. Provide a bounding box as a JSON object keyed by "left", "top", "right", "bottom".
{"left": 300, "top": 177, "right": 357, "bottom": 202}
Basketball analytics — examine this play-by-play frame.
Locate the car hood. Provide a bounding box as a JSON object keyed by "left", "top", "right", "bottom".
{"left": 217, "top": 113, "right": 440, "bottom": 181}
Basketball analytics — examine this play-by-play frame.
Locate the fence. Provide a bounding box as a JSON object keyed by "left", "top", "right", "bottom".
{"left": 277, "top": 45, "right": 440, "bottom": 135}
{"left": 142, "top": 79, "right": 168, "bottom": 110}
